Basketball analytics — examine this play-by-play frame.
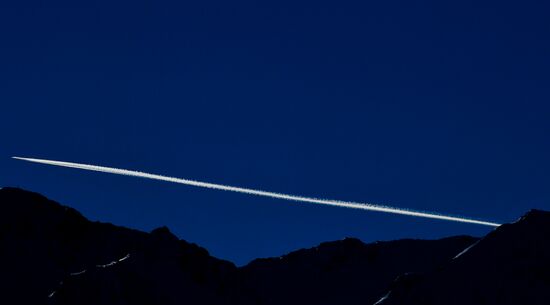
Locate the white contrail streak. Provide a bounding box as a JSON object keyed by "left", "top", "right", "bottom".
{"left": 12, "top": 156, "right": 501, "bottom": 227}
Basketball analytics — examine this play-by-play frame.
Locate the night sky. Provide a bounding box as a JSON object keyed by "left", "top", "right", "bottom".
{"left": 1, "top": 0, "right": 549, "bottom": 265}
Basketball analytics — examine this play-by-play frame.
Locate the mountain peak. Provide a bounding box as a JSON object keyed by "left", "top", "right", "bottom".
{"left": 150, "top": 226, "right": 179, "bottom": 242}
{"left": 515, "top": 208, "right": 550, "bottom": 224}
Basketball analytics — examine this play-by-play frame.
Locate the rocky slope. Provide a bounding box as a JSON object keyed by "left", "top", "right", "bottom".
{"left": 377, "top": 210, "right": 550, "bottom": 305}
{"left": 0, "top": 187, "right": 483, "bottom": 304}
{"left": 0, "top": 187, "right": 236, "bottom": 305}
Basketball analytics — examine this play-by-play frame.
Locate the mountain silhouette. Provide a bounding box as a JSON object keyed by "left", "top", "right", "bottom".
{"left": 238, "top": 236, "right": 476, "bottom": 305}
{"left": 1, "top": 187, "right": 546, "bottom": 305}
{"left": 376, "top": 209, "right": 550, "bottom": 305}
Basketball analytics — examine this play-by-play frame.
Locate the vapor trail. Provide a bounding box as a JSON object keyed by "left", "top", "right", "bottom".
{"left": 12, "top": 156, "right": 501, "bottom": 227}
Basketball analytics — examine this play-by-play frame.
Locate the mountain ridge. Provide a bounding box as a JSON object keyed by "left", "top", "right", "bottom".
{"left": 2, "top": 187, "right": 546, "bottom": 305}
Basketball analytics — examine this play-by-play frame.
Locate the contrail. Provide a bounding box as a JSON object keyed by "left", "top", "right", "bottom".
{"left": 12, "top": 156, "right": 501, "bottom": 227}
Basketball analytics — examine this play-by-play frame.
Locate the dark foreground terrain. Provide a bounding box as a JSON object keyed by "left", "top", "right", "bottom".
{"left": 0, "top": 187, "right": 548, "bottom": 305}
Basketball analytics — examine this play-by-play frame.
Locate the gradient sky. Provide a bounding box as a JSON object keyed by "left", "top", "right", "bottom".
{"left": 1, "top": 0, "right": 549, "bottom": 265}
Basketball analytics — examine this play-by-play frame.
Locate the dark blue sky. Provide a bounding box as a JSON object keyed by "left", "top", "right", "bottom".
{"left": 1, "top": 0, "right": 549, "bottom": 265}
